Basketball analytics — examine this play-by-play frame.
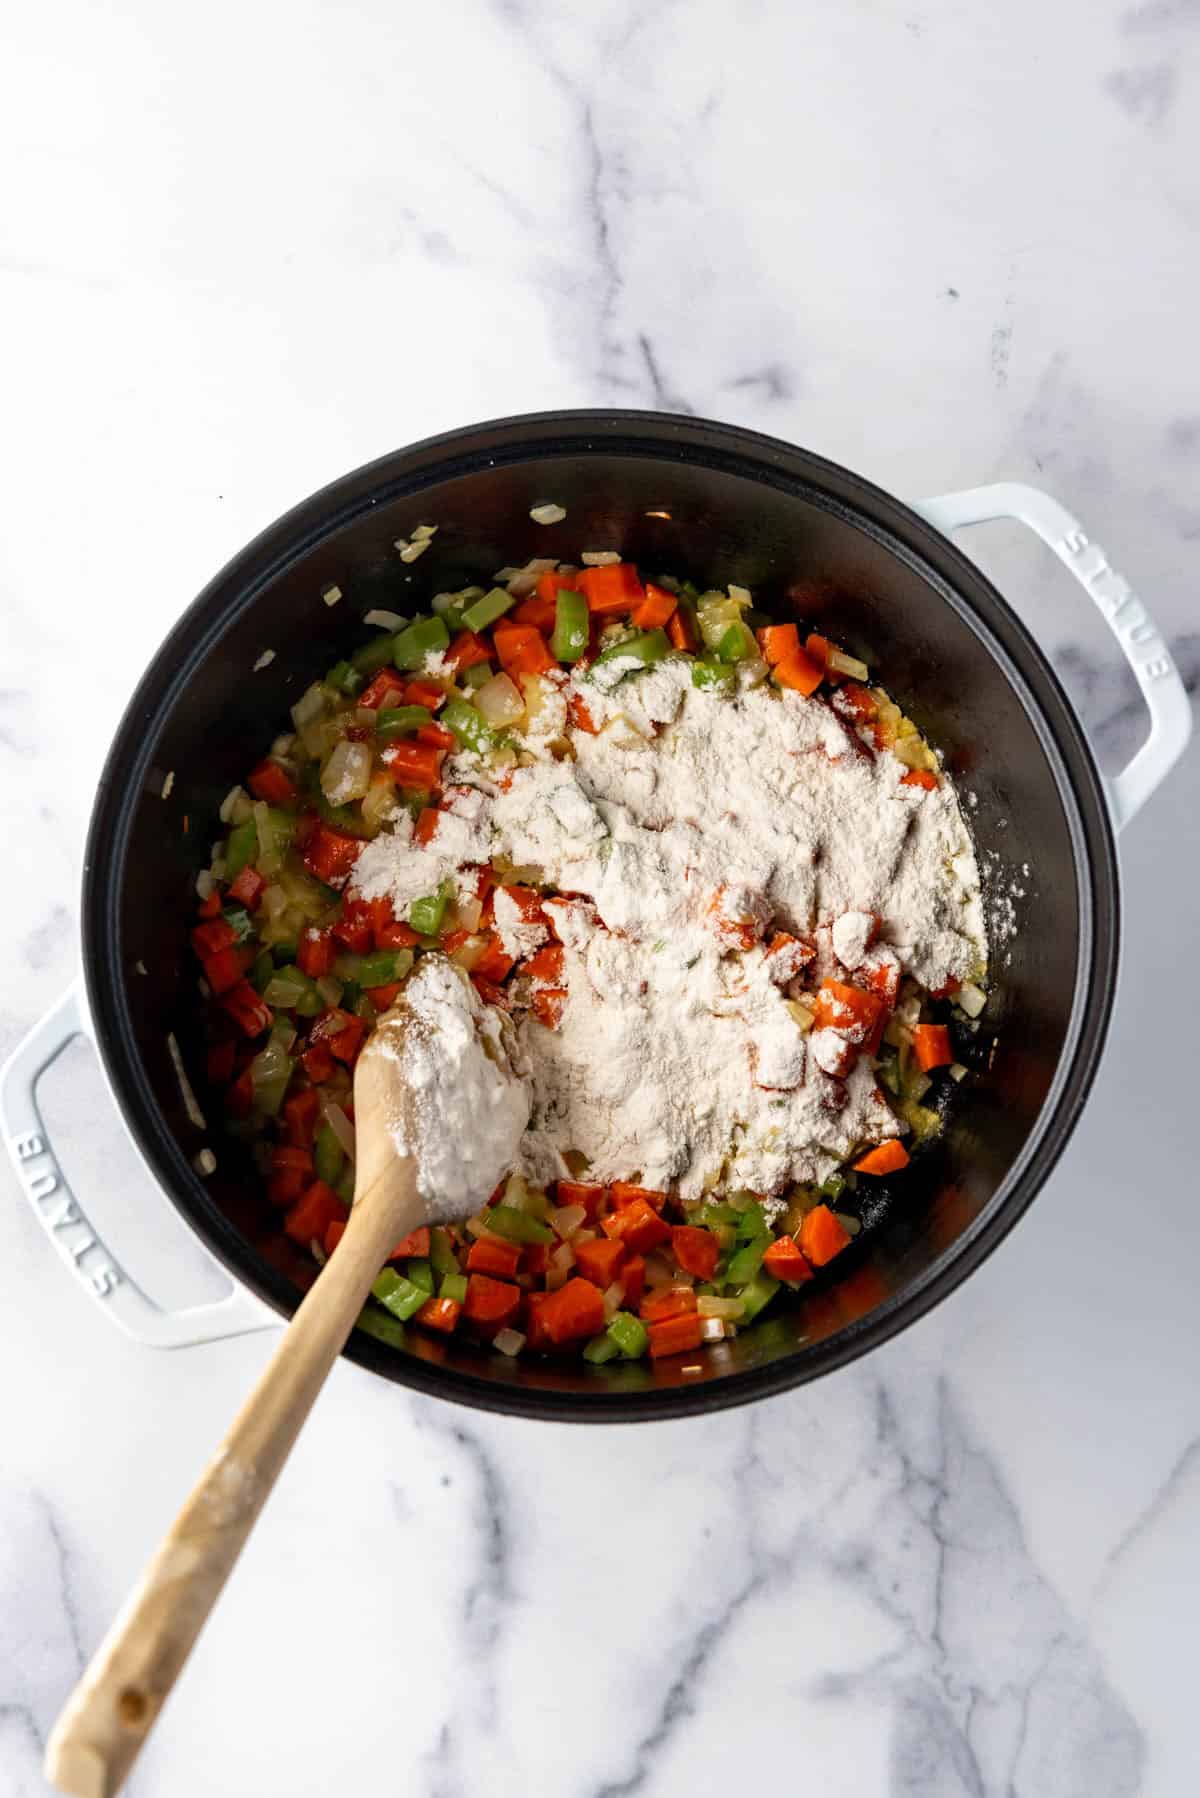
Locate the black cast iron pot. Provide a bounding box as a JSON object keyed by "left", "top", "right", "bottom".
{"left": 3, "top": 411, "right": 1189, "bottom": 1419}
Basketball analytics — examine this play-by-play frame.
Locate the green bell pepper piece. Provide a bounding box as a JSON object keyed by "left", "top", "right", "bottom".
{"left": 583, "top": 1333, "right": 621, "bottom": 1365}
{"left": 372, "top": 1269, "right": 428, "bottom": 1322}
{"left": 393, "top": 614, "right": 450, "bottom": 671}
{"left": 351, "top": 633, "right": 401, "bottom": 676}
{"left": 441, "top": 698, "right": 495, "bottom": 755}
{"left": 819, "top": 1171, "right": 848, "bottom": 1202}
{"left": 606, "top": 1312, "right": 649, "bottom": 1359}
{"left": 716, "top": 620, "right": 757, "bottom": 663}
{"left": 482, "top": 1205, "right": 553, "bottom": 1245}
{"left": 462, "top": 586, "right": 517, "bottom": 633}
{"left": 376, "top": 705, "right": 433, "bottom": 740}
{"left": 407, "top": 881, "right": 453, "bottom": 938}
{"left": 430, "top": 1227, "right": 459, "bottom": 1278}
{"left": 224, "top": 818, "right": 258, "bottom": 880}
{"left": 326, "top": 659, "right": 363, "bottom": 696}
{"left": 551, "top": 588, "right": 589, "bottom": 663}
{"left": 734, "top": 1201, "right": 770, "bottom": 1241}
{"left": 691, "top": 655, "right": 735, "bottom": 694}
{"left": 725, "top": 1238, "right": 766, "bottom": 1285}
{"left": 439, "top": 1271, "right": 468, "bottom": 1304}
{"left": 735, "top": 1270, "right": 780, "bottom": 1323}
{"left": 595, "top": 627, "right": 670, "bottom": 672}
{"left": 314, "top": 1123, "right": 344, "bottom": 1186}
{"left": 406, "top": 1258, "right": 435, "bottom": 1296}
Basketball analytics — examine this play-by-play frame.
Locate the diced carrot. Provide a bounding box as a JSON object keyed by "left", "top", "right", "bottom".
{"left": 835, "top": 681, "right": 877, "bottom": 724}
{"left": 219, "top": 979, "right": 273, "bottom": 1038}
{"left": 640, "top": 1286, "right": 697, "bottom": 1323}
{"left": 192, "top": 917, "right": 236, "bottom": 958}
{"left": 647, "top": 1314, "right": 704, "bottom": 1359}
{"left": 391, "top": 1227, "right": 431, "bottom": 1260}
{"left": 493, "top": 624, "right": 557, "bottom": 679}
{"left": 376, "top": 916, "right": 420, "bottom": 950}
{"left": 666, "top": 606, "right": 698, "bottom": 652}
{"left": 206, "top": 1039, "right": 236, "bottom": 1084}
{"left": 282, "top": 1088, "right": 320, "bottom": 1146}
{"left": 382, "top": 739, "right": 445, "bottom": 790}
{"left": 227, "top": 865, "right": 266, "bottom": 910}
{"left": 930, "top": 975, "right": 961, "bottom": 1000}
{"left": 500, "top": 885, "right": 547, "bottom": 922}
{"left": 323, "top": 1217, "right": 347, "bottom": 1255}
{"left": 538, "top": 1276, "right": 606, "bottom": 1345}
{"left": 858, "top": 945, "right": 901, "bottom": 1006}
{"left": 758, "top": 622, "right": 799, "bottom": 666}
{"left": 269, "top": 1145, "right": 314, "bottom": 1206}
{"left": 568, "top": 692, "right": 599, "bottom": 734}
{"left": 611, "top": 1181, "right": 668, "bottom": 1212}
{"left": 444, "top": 629, "right": 493, "bottom": 674}
{"left": 473, "top": 935, "right": 516, "bottom": 983}
{"left": 577, "top": 562, "right": 645, "bottom": 615}
{"left": 283, "top": 1179, "right": 344, "bottom": 1245}
{"left": 901, "top": 769, "right": 940, "bottom": 791}
{"left": 247, "top": 758, "right": 299, "bottom": 807}
{"left": 631, "top": 583, "right": 677, "bottom": 630}
{"left": 773, "top": 648, "right": 823, "bottom": 696}
{"left": 521, "top": 1241, "right": 551, "bottom": 1277}
{"left": 670, "top": 1225, "right": 719, "bottom": 1280}
{"left": 536, "top": 568, "right": 577, "bottom": 604}
{"left": 512, "top": 593, "right": 558, "bottom": 633}
{"left": 804, "top": 633, "right": 848, "bottom": 685}
{"left": 359, "top": 668, "right": 407, "bottom": 710}
{"left": 812, "top": 979, "right": 884, "bottom": 1042}
{"left": 797, "top": 1204, "right": 853, "bottom": 1266}
{"left": 913, "top": 1023, "right": 953, "bottom": 1071}
{"left": 366, "top": 980, "right": 404, "bottom": 1009}
{"left": 196, "top": 887, "right": 223, "bottom": 919}
{"left": 572, "top": 1237, "right": 627, "bottom": 1287}
{"left": 463, "top": 1274, "right": 522, "bottom": 1332}
{"left": 332, "top": 898, "right": 374, "bottom": 953}
{"left": 471, "top": 975, "right": 511, "bottom": 1009}
{"left": 522, "top": 942, "right": 563, "bottom": 983}
{"left": 602, "top": 1197, "right": 671, "bottom": 1253}
{"left": 402, "top": 678, "right": 447, "bottom": 711}
{"left": 532, "top": 987, "right": 567, "bottom": 1029}
{"left": 467, "top": 1237, "right": 522, "bottom": 1279}
{"left": 762, "top": 1235, "right": 814, "bottom": 1284}
{"left": 202, "top": 946, "right": 247, "bottom": 995}
{"left": 301, "top": 822, "right": 363, "bottom": 889}
{"left": 555, "top": 1179, "right": 608, "bottom": 1222}
{"left": 416, "top": 1296, "right": 461, "bottom": 1334}
{"left": 413, "top": 806, "right": 442, "bottom": 847}
{"left": 312, "top": 1007, "right": 366, "bottom": 1065}
{"left": 853, "top": 1139, "right": 911, "bottom": 1176}
{"left": 621, "top": 1255, "right": 646, "bottom": 1309}
{"left": 523, "top": 1290, "right": 554, "bottom": 1351}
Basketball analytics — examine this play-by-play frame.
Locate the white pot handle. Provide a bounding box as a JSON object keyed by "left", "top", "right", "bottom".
{"left": 0, "top": 985, "right": 277, "bottom": 1348}
{"left": 914, "top": 482, "right": 1192, "bottom": 832}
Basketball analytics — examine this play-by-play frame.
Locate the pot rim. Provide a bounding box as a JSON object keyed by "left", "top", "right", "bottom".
{"left": 81, "top": 408, "right": 1119, "bottom": 1420}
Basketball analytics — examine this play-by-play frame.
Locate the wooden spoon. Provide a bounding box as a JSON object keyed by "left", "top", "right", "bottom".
{"left": 44, "top": 1019, "right": 431, "bottom": 1798}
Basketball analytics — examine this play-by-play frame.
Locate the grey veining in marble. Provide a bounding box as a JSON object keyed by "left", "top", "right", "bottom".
{"left": 2, "top": 0, "right": 1198, "bottom": 1792}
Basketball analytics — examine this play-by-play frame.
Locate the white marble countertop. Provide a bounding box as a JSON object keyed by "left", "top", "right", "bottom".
{"left": 3, "top": 1, "right": 1198, "bottom": 1793}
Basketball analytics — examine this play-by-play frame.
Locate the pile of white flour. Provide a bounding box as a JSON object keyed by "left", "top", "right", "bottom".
{"left": 351, "top": 659, "right": 986, "bottom": 1202}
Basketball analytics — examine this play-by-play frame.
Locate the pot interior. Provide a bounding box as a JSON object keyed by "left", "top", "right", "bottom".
{"left": 84, "top": 415, "right": 1116, "bottom": 1417}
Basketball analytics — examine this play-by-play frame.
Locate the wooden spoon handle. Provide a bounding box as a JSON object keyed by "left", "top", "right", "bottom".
{"left": 44, "top": 1166, "right": 420, "bottom": 1798}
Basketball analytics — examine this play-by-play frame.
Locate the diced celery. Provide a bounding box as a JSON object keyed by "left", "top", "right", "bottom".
{"left": 351, "top": 633, "right": 400, "bottom": 676}
{"left": 483, "top": 1205, "right": 553, "bottom": 1244}
{"left": 594, "top": 627, "right": 670, "bottom": 673}
{"left": 371, "top": 1268, "right": 428, "bottom": 1321}
{"left": 462, "top": 662, "right": 493, "bottom": 691}
{"left": 393, "top": 615, "right": 450, "bottom": 670}
{"left": 735, "top": 1270, "right": 780, "bottom": 1323}
{"left": 819, "top": 1171, "right": 848, "bottom": 1202}
{"left": 406, "top": 1258, "right": 435, "bottom": 1296}
{"left": 225, "top": 819, "right": 258, "bottom": 880}
{"left": 734, "top": 1201, "right": 770, "bottom": 1241}
{"left": 716, "top": 621, "right": 756, "bottom": 663}
{"left": 439, "top": 1271, "right": 468, "bottom": 1304}
{"left": 326, "top": 659, "right": 363, "bottom": 696}
{"left": 355, "top": 1305, "right": 407, "bottom": 1348}
{"left": 441, "top": 698, "right": 495, "bottom": 755}
{"left": 407, "top": 881, "right": 453, "bottom": 937}
{"left": 314, "top": 1123, "right": 343, "bottom": 1186}
{"left": 551, "top": 588, "right": 589, "bottom": 663}
{"left": 430, "top": 1227, "right": 459, "bottom": 1278}
{"left": 376, "top": 705, "right": 433, "bottom": 739}
{"left": 691, "top": 656, "right": 735, "bottom": 694}
{"left": 694, "top": 1201, "right": 740, "bottom": 1228}
{"left": 606, "top": 1312, "right": 649, "bottom": 1358}
{"left": 583, "top": 1332, "right": 620, "bottom": 1365}
{"left": 462, "top": 587, "right": 517, "bottom": 632}
{"left": 725, "top": 1238, "right": 766, "bottom": 1284}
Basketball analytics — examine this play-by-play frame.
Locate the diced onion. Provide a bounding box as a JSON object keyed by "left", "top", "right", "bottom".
{"left": 220, "top": 784, "right": 247, "bottom": 824}
{"left": 316, "top": 975, "right": 344, "bottom": 1007}
{"left": 454, "top": 894, "right": 484, "bottom": 934}
{"left": 581, "top": 550, "right": 621, "bottom": 566}
{"left": 448, "top": 933, "right": 489, "bottom": 972}
{"left": 397, "top": 538, "right": 431, "bottom": 563}
{"left": 501, "top": 556, "right": 557, "bottom": 595}
{"left": 948, "top": 1062, "right": 968, "bottom": 1082}
{"left": 362, "top": 775, "right": 399, "bottom": 834}
{"left": 834, "top": 1212, "right": 862, "bottom": 1237}
{"left": 700, "top": 1316, "right": 727, "bottom": 1342}
{"left": 957, "top": 980, "right": 987, "bottom": 1018}
{"left": 166, "top": 1034, "right": 207, "bottom": 1131}
{"left": 321, "top": 738, "right": 372, "bottom": 804}
{"left": 195, "top": 869, "right": 215, "bottom": 900}
{"left": 785, "top": 998, "right": 815, "bottom": 1033}
{"left": 209, "top": 858, "right": 227, "bottom": 881}
{"left": 321, "top": 584, "right": 342, "bottom": 606}
{"left": 697, "top": 1295, "right": 745, "bottom": 1320}
{"left": 253, "top": 648, "right": 276, "bottom": 671}
{"left": 494, "top": 1327, "right": 525, "bottom": 1357}
{"left": 602, "top": 1281, "right": 625, "bottom": 1320}
{"left": 475, "top": 671, "right": 526, "bottom": 728}
{"left": 545, "top": 1263, "right": 569, "bottom": 1292}
{"left": 827, "top": 647, "right": 870, "bottom": 680}
{"left": 727, "top": 583, "right": 752, "bottom": 604}
{"left": 465, "top": 1213, "right": 491, "bottom": 1240}
{"left": 364, "top": 609, "right": 406, "bottom": 629}
{"left": 571, "top": 1226, "right": 598, "bottom": 1246}
{"left": 291, "top": 682, "right": 327, "bottom": 730}
{"left": 192, "top": 1148, "right": 217, "bottom": 1176}
{"left": 530, "top": 502, "right": 567, "bottom": 525}
{"left": 909, "top": 1070, "right": 932, "bottom": 1103}
{"left": 549, "top": 1204, "right": 586, "bottom": 1238}
{"left": 160, "top": 770, "right": 175, "bottom": 799}
{"left": 549, "top": 1241, "right": 576, "bottom": 1275}
{"left": 320, "top": 1099, "right": 356, "bottom": 1161}
{"left": 893, "top": 734, "right": 936, "bottom": 771}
